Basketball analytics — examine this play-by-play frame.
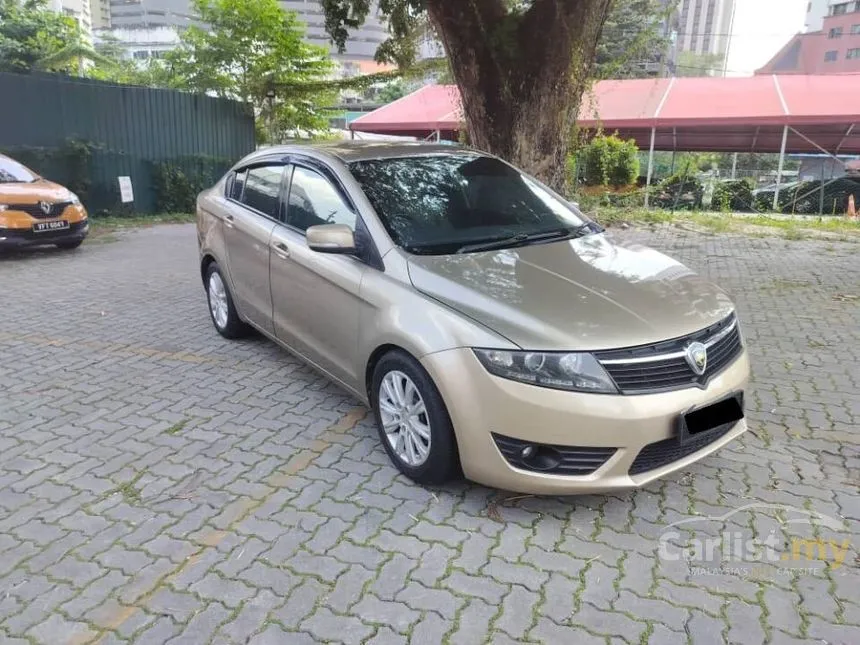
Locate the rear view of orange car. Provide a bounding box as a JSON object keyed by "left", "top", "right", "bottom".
{"left": 0, "top": 154, "right": 89, "bottom": 250}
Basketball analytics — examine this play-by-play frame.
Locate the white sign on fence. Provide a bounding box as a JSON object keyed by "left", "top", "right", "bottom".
{"left": 118, "top": 176, "right": 134, "bottom": 203}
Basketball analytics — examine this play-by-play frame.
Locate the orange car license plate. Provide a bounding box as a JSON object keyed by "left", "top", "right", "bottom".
{"left": 33, "top": 220, "right": 69, "bottom": 233}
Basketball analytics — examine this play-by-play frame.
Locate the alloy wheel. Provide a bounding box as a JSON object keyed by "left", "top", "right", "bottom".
{"left": 378, "top": 370, "right": 431, "bottom": 466}
{"left": 208, "top": 271, "right": 229, "bottom": 330}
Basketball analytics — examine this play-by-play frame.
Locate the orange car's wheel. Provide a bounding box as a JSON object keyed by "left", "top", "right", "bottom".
{"left": 372, "top": 350, "right": 459, "bottom": 486}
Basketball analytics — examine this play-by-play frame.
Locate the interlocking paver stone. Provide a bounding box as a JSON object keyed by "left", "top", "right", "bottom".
{"left": 1, "top": 223, "right": 857, "bottom": 644}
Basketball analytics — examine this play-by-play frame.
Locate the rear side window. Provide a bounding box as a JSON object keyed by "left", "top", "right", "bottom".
{"left": 240, "top": 165, "right": 285, "bottom": 219}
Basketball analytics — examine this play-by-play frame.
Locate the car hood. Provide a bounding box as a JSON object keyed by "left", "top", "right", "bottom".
{"left": 0, "top": 180, "right": 72, "bottom": 203}
{"left": 406, "top": 233, "right": 735, "bottom": 351}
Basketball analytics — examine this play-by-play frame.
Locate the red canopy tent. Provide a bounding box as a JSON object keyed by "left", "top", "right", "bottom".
{"left": 350, "top": 75, "right": 860, "bottom": 206}
{"left": 350, "top": 76, "right": 860, "bottom": 154}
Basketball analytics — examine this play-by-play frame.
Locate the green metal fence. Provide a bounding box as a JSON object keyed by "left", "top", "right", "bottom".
{"left": 0, "top": 72, "right": 256, "bottom": 213}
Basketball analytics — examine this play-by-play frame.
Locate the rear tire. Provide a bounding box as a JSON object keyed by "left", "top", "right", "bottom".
{"left": 372, "top": 350, "right": 459, "bottom": 486}
{"left": 56, "top": 239, "right": 83, "bottom": 250}
{"left": 205, "top": 262, "right": 248, "bottom": 339}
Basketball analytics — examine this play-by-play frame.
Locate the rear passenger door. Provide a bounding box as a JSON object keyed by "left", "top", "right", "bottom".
{"left": 223, "top": 162, "right": 286, "bottom": 333}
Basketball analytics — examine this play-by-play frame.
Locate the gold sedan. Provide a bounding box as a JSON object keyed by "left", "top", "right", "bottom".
{"left": 196, "top": 142, "right": 750, "bottom": 494}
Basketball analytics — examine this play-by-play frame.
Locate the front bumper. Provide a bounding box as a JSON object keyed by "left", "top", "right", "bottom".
{"left": 421, "top": 347, "right": 751, "bottom": 495}
{"left": 0, "top": 220, "right": 89, "bottom": 248}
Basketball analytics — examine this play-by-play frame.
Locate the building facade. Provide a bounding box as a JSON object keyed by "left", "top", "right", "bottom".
{"left": 671, "top": 0, "right": 737, "bottom": 58}
{"left": 100, "top": 0, "right": 389, "bottom": 63}
{"left": 757, "top": 0, "right": 860, "bottom": 75}
{"left": 806, "top": 0, "right": 831, "bottom": 31}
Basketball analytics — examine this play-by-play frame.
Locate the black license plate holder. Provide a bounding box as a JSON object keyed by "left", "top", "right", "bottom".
{"left": 677, "top": 391, "right": 744, "bottom": 445}
{"left": 33, "top": 220, "right": 69, "bottom": 233}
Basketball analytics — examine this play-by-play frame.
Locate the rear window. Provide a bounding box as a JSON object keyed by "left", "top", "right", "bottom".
{"left": 0, "top": 157, "right": 38, "bottom": 183}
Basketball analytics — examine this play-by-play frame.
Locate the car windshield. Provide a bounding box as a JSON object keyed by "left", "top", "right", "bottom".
{"left": 0, "top": 157, "right": 38, "bottom": 183}
{"left": 348, "top": 153, "right": 595, "bottom": 255}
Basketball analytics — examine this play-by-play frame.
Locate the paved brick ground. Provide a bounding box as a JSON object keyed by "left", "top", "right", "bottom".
{"left": 0, "top": 223, "right": 858, "bottom": 645}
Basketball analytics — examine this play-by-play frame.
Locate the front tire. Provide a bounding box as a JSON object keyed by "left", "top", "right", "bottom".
{"left": 372, "top": 350, "right": 459, "bottom": 486}
{"left": 205, "top": 262, "right": 248, "bottom": 339}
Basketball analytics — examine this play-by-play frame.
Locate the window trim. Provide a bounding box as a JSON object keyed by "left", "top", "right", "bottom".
{"left": 278, "top": 157, "right": 358, "bottom": 237}
{"left": 224, "top": 158, "right": 289, "bottom": 223}
{"left": 280, "top": 156, "right": 383, "bottom": 270}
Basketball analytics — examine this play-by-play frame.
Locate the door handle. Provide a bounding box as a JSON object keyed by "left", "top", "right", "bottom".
{"left": 273, "top": 241, "right": 290, "bottom": 258}
{"left": 223, "top": 213, "right": 235, "bottom": 228}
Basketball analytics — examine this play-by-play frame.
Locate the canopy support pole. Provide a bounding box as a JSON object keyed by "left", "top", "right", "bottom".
{"left": 350, "top": 130, "right": 355, "bottom": 140}
{"left": 773, "top": 126, "right": 788, "bottom": 212}
{"left": 731, "top": 153, "right": 738, "bottom": 180}
{"left": 645, "top": 127, "right": 656, "bottom": 208}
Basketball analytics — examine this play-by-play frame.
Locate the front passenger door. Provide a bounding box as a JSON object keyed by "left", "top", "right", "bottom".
{"left": 270, "top": 164, "right": 367, "bottom": 389}
{"left": 222, "top": 163, "right": 285, "bottom": 333}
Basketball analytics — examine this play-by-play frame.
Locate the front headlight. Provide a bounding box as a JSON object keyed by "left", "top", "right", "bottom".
{"left": 68, "top": 193, "right": 81, "bottom": 205}
{"left": 473, "top": 349, "right": 618, "bottom": 394}
{"left": 0, "top": 204, "right": 7, "bottom": 212}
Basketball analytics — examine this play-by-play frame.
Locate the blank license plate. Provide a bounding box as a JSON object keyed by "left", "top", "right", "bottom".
{"left": 677, "top": 392, "right": 744, "bottom": 445}
{"left": 33, "top": 220, "right": 69, "bottom": 233}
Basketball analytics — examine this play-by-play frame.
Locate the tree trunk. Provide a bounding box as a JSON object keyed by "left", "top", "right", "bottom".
{"left": 425, "top": 0, "right": 613, "bottom": 192}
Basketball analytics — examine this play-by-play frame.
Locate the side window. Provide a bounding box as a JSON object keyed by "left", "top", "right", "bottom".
{"left": 286, "top": 166, "right": 357, "bottom": 233}
{"left": 240, "top": 165, "right": 285, "bottom": 219}
{"left": 229, "top": 169, "right": 247, "bottom": 200}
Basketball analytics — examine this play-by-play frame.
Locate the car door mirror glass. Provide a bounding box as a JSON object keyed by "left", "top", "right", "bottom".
{"left": 307, "top": 224, "right": 356, "bottom": 254}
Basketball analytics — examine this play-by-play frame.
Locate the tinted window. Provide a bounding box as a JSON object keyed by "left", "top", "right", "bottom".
{"left": 348, "top": 154, "right": 588, "bottom": 254}
{"left": 229, "top": 169, "right": 247, "bottom": 200}
{"left": 0, "top": 156, "right": 38, "bottom": 183}
{"left": 241, "top": 165, "right": 284, "bottom": 218}
{"left": 287, "top": 166, "right": 356, "bottom": 232}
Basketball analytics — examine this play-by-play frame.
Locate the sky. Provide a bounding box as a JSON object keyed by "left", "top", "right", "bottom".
{"left": 725, "top": 0, "right": 809, "bottom": 76}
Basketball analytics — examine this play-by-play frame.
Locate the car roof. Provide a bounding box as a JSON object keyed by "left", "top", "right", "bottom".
{"left": 251, "top": 141, "right": 477, "bottom": 164}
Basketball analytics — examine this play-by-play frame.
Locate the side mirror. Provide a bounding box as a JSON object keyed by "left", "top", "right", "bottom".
{"left": 306, "top": 223, "right": 356, "bottom": 254}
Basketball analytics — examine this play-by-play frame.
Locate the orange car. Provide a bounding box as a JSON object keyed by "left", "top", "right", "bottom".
{"left": 0, "top": 153, "right": 89, "bottom": 250}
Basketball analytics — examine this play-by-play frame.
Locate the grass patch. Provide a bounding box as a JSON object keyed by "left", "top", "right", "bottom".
{"left": 589, "top": 206, "right": 860, "bottom": 240}
{"left": 116, "top": 470, "right": 145, "bottom": 505}
{"left": 89, "top": 212, "right": 195, "bottom": 231}
{"left": 165, "top": 418, "right": 189, "bottom": 435}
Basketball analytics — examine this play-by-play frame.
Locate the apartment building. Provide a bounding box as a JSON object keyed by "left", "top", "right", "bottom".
{"left": 758, "top": 0, "right": 860, "bottom": 74}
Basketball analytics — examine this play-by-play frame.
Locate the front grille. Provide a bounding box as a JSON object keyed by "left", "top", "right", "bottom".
{"left": 628, "top": 424, "right": 733, "bottom": 476}
{"left": 493, "top": 433, "right": 616, "bottom": 476}
{"left": 5, "top": 202, "right": 73, "bottom": 219}
{"left": 596, "top": 314, "right": 742, "bottom": 394}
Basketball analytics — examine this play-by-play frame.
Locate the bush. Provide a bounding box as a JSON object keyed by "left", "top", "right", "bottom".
{"left": 1, "top": 139, "right": 95, "bottom": 206}
{"left": 151, "top": 156, "right": 233, "bottom": 213}
{"left": 579, "top": 134, "right": 640, "bottom": 188}
{"left": 712, "top": 179, "right": 754, "bottom": 212}
{"left": 654, "top": 173, "right": 704, "bottom": 210}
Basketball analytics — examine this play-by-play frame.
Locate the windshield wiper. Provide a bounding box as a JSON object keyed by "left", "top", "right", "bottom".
{"left": 455, "top": 224, "right": 593, "bottom": 254}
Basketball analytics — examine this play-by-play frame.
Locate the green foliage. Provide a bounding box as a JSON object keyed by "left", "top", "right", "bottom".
{"left": 165, "top": 0, "right": 336, "bottom": 138}
{"left": 712, "top": 179, "right": 754, "bottom": 212}
{"left": 655, "top": 173, "right": 704, "bottom": 210}
{"left": 580, "top": 134, "right": 640, "bottom": 188}
{"left": 376, "top": 79, "right": 407, "bottom": 104}
{"left": 594, "top": 0, "right": 672, "bottom": 79}
{"left": 0, "top": 139, "right": 94, "bottom": 204}
{"left": 151, "top": 156, "right": 232, "bottom": 214}
{"left": 0, "top": 0, "right": 81, "bottom": 73}
{"left": 674, "top": 50, "right": 725, "bottom": 77}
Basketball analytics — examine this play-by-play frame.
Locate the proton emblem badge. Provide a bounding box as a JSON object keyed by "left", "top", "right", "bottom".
{"left": 39, "top": 201, "right": 51, "bottom": 216}
{"left": 685, "top": 342, "right": 708, "bottom": 376}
